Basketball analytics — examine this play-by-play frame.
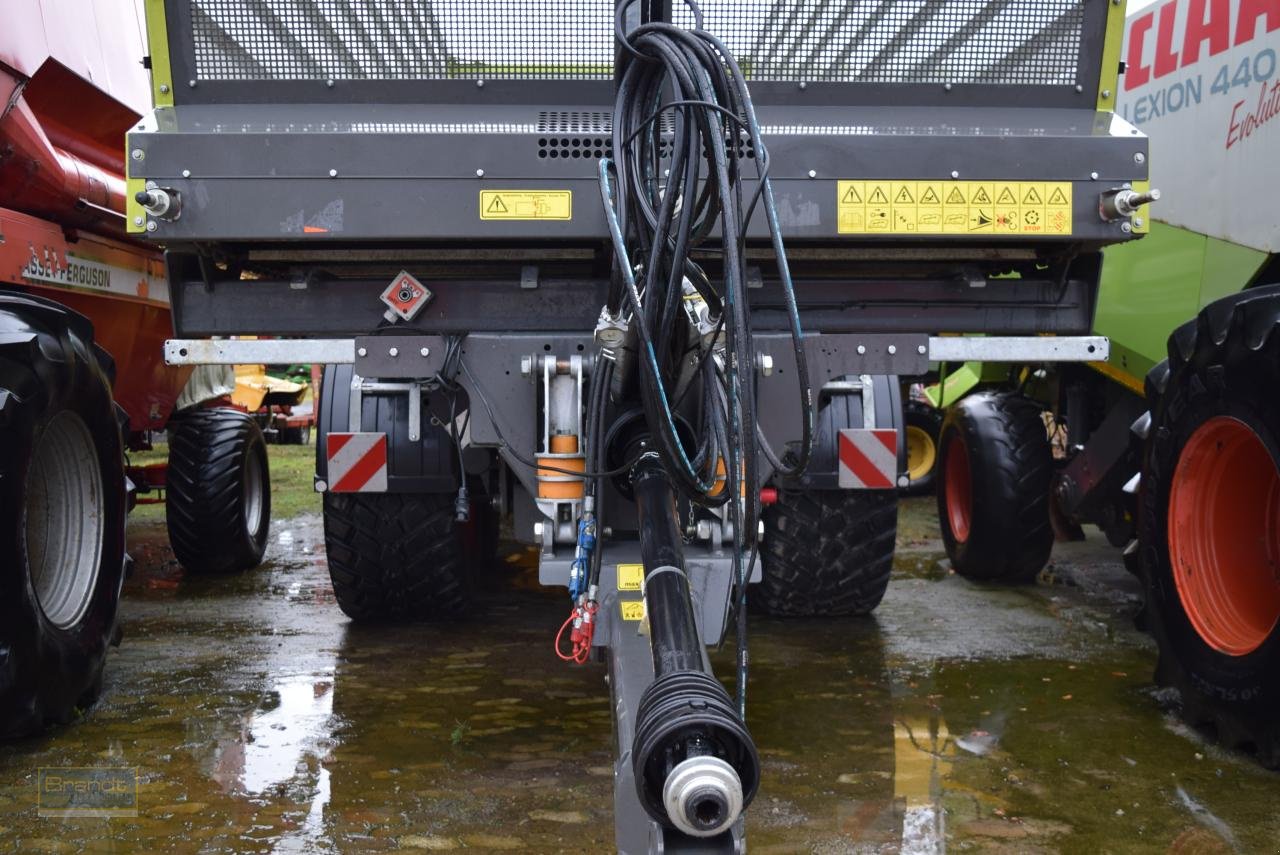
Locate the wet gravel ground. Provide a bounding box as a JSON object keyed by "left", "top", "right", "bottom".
{"left": 1, "top": 498, "right": 1278, "bottom": 853}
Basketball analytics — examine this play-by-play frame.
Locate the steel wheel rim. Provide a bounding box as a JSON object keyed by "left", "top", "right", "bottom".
{"left": 944, "top": 433, "right": 972, "bottom": 543}
{"left": 243, "top": 445, "right": 265, "bottom": 540}
{"left": 25, "top": 411, "right": 104, "bottom": 630}
{"left": 1168, "top": 415, "right": 1280, "bottom": 657}
{"left": 905, "top": 425, "right": 936, "bottom": 482}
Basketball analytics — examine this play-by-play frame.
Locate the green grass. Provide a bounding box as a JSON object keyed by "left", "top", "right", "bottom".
{"left": 128, "top": 443, "right": 320, "bottom": 524}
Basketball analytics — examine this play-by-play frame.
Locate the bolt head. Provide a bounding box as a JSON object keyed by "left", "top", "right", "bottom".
{"left": 856, "top": 344, "right": 866, "bottom": 355}
{"left": 1134, "top": 217, "right": 1144, "bottom": 228}
{"left": 476, "top": 79, "right": 485, "bottom": 88}
{"left": 182, "top": 169, "right": 191, "bottom": 178}
{"left": 798, "top": 81, "right": 807, "bottom": 90}
{"left": 329, "top": 168, "right": 338, "bottom": 178}
{"left": 131, "top": 148, "right": 144, "bottom": 160}
{"left": 917, "top": 344, "right": 927, "bottom": 355}
{"left": 944, "top": 82, "right": 953, "bottom": 91}
{"left": 476, "top": 168, "right": 485, "bottom": 178}
{"left": 887, "top": 344, "right": 897, "bottom": 354}
{"left": 420, "top": 347, "right": 430, "bottom": 357}
{"left": 1090, "top": 171, "right": 1100, "bottom": 180}
{"left": 314, "top": 480, "right": 328, "bottom": 492}
{"left": 1133, "top": 152, "right": 1146, "bottom": 164}
{"left": 357, "top": 346, "right": 368, "bottom": 357}
{"left": 388, "top": 347, "right": 399, "bottom": 357}
{"left": 1074, "top": 84, "right": 1084, "bottom": 93}
{"left": 1102, "top": 89, "right": 1112, "bottom": 99}
{"left": 326, "top": 78, "right": 335, "bottom": 88}
{"left": 950, "top": 170, "right": 960, "bottom": 179}
{"left": 188, "top": 79, "right": 197, "bottom": 88}
{"left": 807, "top": 169, "right": 817, "bottom": 179}
{"left": 146, "top": 221, "right": 157, "bottom": 232}
{"left": 533, "top": 521, "right": 544, "bottom": 538}
{"left": 520, "top": 355, "right": 533, "bottom": 376}
{"left": 158, "top": 83, "right": 170, "bottom": 94}
{"left": 1121, "top": 222, "right": 1133, "bottom": 233}
{"left": 133, "top": 215, "right": 144, "bottom": 226}
{"left": 897, "top": 475, "right": 910, "bottom": 488}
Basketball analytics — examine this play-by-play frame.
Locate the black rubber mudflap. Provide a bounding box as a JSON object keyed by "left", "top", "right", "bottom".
{"left": 1138, "top": 283, "right": 1280, "bottom": 768}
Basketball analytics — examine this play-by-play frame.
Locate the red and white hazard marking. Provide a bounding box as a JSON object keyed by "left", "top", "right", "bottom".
{"left": 326, "top": 432, "right": 388, "bottom": 493}
{"left": 837, "top": 428, "right": 897, "bottom": 489}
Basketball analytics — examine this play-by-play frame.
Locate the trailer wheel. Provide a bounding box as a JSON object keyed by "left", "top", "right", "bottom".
{"left": 902, "top": 400, "right": 943, "bottom": 495}
{"left": 166, "top": 409, "right": 271, "bottom": 574}
{"left": 756, "top": 490, "right": 897, "bottom": 616}
{"left": 937, "top": 391, "right": 1053, "bottom": 583}
{"left": 0, "top": 295, "right": 126, "bottom": 738}
{"left": 1138, "top": 284, "right": 1280, "bottom": 766}
{"left": 323, "top": 492, "right": 468, "bottom": 621}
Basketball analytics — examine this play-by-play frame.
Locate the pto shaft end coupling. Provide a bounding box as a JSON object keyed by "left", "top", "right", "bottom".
{"left": 632, "top": 670, "right": 760, "bottom": 837}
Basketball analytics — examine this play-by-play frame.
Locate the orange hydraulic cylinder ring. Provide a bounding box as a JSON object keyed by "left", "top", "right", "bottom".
{"left": 537, "top": 434, "right": 586, "bottom": 499}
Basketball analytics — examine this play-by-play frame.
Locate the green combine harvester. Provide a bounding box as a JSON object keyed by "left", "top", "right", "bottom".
{"left": 924, "top": 0, "right": 1280, "bottom": 766}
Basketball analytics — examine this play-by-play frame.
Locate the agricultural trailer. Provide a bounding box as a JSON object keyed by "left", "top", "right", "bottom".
{"left": 132, "top": 0, "right": 1143, "bottom": 849}
{"left": 0, "top": 0, "right": 274, "bottom": 738}
{"left": 922, "top": 0, "right": 1280, "bottom": 767}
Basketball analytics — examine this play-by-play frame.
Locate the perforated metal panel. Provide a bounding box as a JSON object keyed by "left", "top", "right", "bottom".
{"left": 187, "top": 0, "right": 1087, "bottom": 86}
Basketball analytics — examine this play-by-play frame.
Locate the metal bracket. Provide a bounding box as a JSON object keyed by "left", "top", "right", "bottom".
{"left": 349, "top": 375, "right": 426, "bottom": 442}
{"left": 353, "top": 335, "right": 445, "bottom": 378}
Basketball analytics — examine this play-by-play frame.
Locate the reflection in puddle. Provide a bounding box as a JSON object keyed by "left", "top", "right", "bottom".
{"left": 895, "top": 718, "right": 951, "bottom": 855}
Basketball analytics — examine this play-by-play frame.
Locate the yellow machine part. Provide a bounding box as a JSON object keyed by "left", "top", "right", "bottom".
{"left": 231, "top": 364, "right": 308, "bottom": 413}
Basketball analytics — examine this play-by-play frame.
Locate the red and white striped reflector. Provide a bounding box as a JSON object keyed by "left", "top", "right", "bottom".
{"left": 837, "top": 428, "right": 897, "bottom": 490}
{"left": 326, "top": 432, "right": 388, "bottom": 493}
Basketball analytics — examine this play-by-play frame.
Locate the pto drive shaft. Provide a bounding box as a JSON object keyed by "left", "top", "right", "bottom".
{"left": 629, "top": 453, "right": 760, "bottom": 838}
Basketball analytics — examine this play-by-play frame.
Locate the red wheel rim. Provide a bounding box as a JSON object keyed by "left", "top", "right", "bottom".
{"left": 1168, "top": 416, "right": 1280, "bottom": 657}
{"left": 945, "top": 433, "right": 972, "bottom": 543}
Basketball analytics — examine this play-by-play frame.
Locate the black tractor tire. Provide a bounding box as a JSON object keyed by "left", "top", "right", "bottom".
{"left": 323, "top": 491, "right": 469, "bottom": 621}
{"left": 755, "top": 490, "right": 897, "bottom": 617}
{"left": 901, "top": 399, "right": 943, "bottom": 496}
{"left": 0, "top": 294, "right": 127, "bottom": 738}
{"left": 1137, "top": 284, "right": 1280, "bottom": 767}
{"left": 166, "top": 408, "right": 271, "bottom": 574}
{"left": 937, "top": 391, "right": 1053, "bottom": 584}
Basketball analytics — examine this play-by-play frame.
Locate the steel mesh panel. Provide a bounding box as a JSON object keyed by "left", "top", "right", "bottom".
{"left": 190, "top": 0, "right": 616, "bottom": 80}
{"left": 188, "top": 0, "right": 1086, "bottom": 86}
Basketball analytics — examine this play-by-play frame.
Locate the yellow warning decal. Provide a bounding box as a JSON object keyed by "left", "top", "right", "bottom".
{"left": 837, "top": 181, "right": 1072, "bottom": 236}
{"left": 479, "top": 190, "right": 572, "bottom": 221}
{"left": 617, "top": 564, "right": 643, "bottom": 592}
{"left": 621, "top": 601, "right": 646, "bottom": 621}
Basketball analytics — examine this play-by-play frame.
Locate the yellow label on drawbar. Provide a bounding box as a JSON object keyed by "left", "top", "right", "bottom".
{"left": 837, "top": 181, "right": 1072, "bottom": 236}
{"left": 617, "top": 564, "right": 644, "bottom": 592}
{"left": 621, "top": 601, "right": 646, "bottom": 621}
{"left": 479, "top": 190, "right": 572, "bottom": 220}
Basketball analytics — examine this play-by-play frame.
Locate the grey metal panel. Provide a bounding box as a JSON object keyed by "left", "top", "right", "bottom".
{"left": 132, "top": 103, "right": 1147, "bottom": 181}
{"left": 140, "top": 177, "right": 1139, "bottom": 243}
{"left": 167, "top": 274, "right": 1100, "bottom": 337}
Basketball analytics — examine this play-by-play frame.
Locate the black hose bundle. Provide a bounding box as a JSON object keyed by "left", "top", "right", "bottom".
{"left": 598, "top": 0, "right": 813, "bottom": 709}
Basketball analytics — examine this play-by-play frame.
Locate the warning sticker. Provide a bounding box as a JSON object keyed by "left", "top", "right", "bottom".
{"left": 837, "top": 181, "right": 1072, "bottom": 236}
{"left": 621, "top": 601, "right": 646, "bottom": 622}
{"left": 479, "top": 190, "right": 572, "bottom": 221}
{"left": 617, "top": 564, "right": 643, "bottom": 592}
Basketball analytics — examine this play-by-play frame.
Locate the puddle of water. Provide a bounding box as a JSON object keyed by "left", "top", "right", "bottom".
{"left": 0, "top": 500, "right": 1275, "bottom": 853}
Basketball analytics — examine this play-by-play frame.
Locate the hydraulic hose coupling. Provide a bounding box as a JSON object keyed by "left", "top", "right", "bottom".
{"left": 632, "top": 671, "right": 760, "bottom": 837}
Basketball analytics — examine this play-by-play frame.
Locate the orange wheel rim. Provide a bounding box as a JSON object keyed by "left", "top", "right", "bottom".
{"left": 945, "top": 433, "right": 972, "bottom": 543}
{"left": 1168, "top": 416, "right": 1280, "bottom": 656}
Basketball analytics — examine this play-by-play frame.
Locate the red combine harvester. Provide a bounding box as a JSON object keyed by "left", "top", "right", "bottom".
{"left": 0, "top": 0, "right": 270, "bottom": 737}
